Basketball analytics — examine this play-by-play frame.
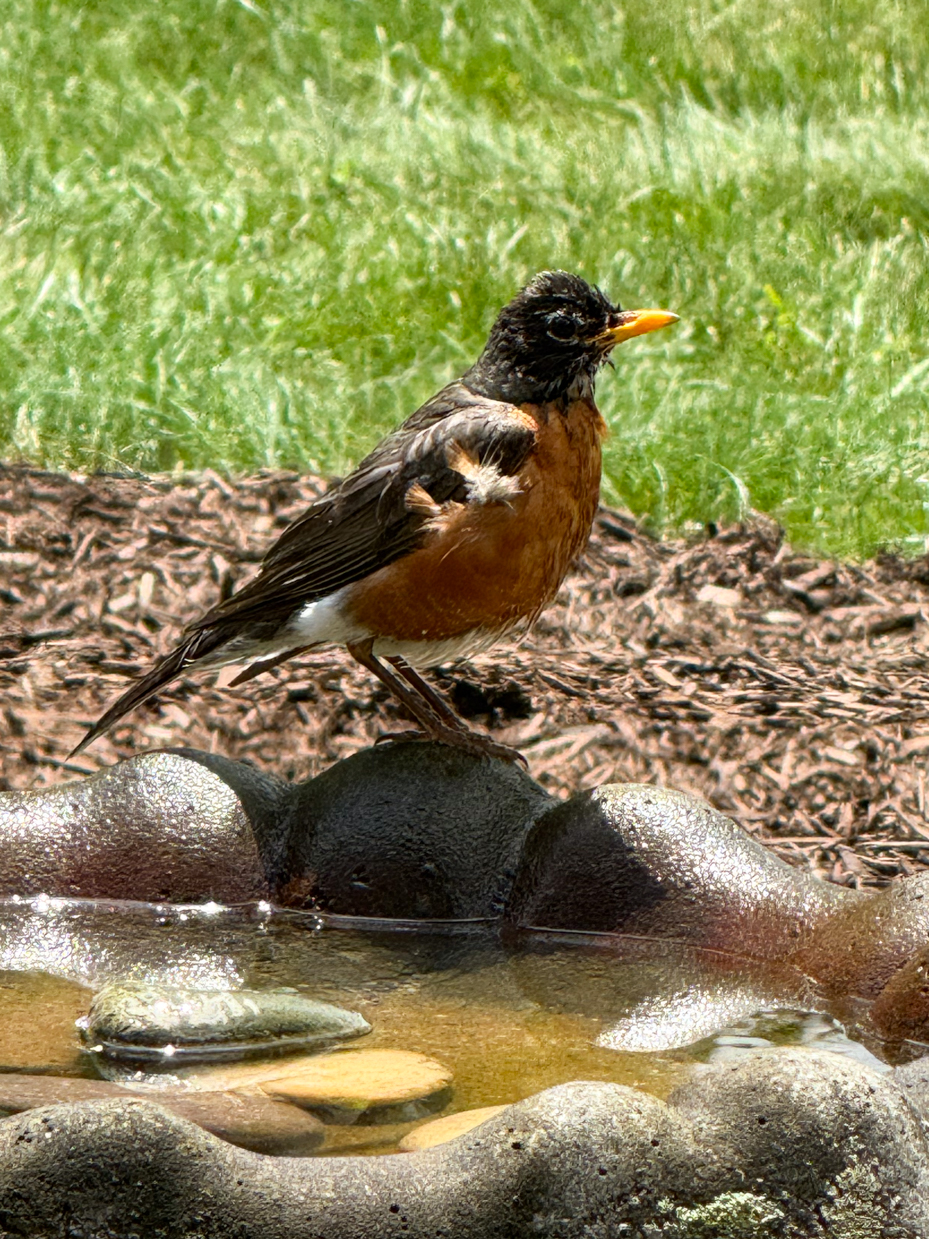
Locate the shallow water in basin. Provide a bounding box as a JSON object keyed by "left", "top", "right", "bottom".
{"left": 0, "top": 897, "right": 892, "bottom": 1156}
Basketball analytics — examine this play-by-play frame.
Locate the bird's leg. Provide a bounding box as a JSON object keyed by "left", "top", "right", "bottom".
{"left": 384, "top": 655, "right": 470, "bottom": 732}
{"left": 348, "top": 639, "right": 460, "bottom": 733}
{"left": 347, "top": 640, "right": 526, "bottom": 766}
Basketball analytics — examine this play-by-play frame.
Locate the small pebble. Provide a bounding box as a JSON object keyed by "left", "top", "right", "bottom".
{"left": 260, "top": 1048, "right": 453, "bottom": 1124}
{"left": 398, "top": 1105, "right": 507, "bottom": 1151}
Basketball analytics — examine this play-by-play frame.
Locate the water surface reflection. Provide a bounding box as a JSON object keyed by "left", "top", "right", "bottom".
{"left": 0, "top": 897, "right": 891, "bottom": 1154}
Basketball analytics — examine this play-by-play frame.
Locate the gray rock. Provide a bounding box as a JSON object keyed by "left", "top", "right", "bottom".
{"left": 506, "top": 783, "right": 848, "bottom": 959}
{"left": 282, "top": 740, "right": 551, "bottom": 918}
{"left": 670, "top": 1046, "right": 929, "bottom": 1236}
{"left": 0, "top": 1049, "right": 925, "bottom": 1237}
{"left": 81, "top": 981, "right": 370, "bottom": 1062}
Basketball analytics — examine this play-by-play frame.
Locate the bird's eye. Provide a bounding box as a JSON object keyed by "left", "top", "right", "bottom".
{"left": 547, "top": 313, "right": 579, "bottom": 341}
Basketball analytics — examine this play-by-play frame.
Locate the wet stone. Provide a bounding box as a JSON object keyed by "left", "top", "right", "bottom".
{"left": 260, "top": 1048, "right": 454, "bottom": 1124}
{"left": 398, "top": 1104, "right": 508, "bottom": 1151}
{"left": 870, "top": 943, "right": 929, "bottom": 1043}
{"left": 284, "top": 740, "right": 550, "bottom": 917}
{"left": 0, "top": 751, "right": 271, "bottom": 903}
{"left": 506, "top": 782, "right": 846, "bottom": 958}
{"left": 138, "top": 1052, "right": 371, "bottom": 1094}
{"left": 0, "top": 971, "right": 92, "bottom": 1073}
{"left": 0, "top": 1072, "right": 324, "bottom": 1155}
{"left": 789, "top": 871, "right": 929, "bottom": 999}
{"left": 135, "top": 1088, "right": 326, "bottom": 1156}
{"left": 81, "top": 981, "right": 370, "bottom": 1063}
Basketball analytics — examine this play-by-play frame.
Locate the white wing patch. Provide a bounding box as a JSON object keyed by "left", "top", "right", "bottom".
{"left": 445, "top": 441, "right": 523, "bottom": 506}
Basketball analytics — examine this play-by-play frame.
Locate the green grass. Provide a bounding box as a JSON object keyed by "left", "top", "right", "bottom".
{"left": 1, "top": 0, "right": 928, "bottom": 557}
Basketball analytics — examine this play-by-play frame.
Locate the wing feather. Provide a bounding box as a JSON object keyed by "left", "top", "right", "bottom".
{"left": 189, "top": 382, "right": 537, "bottom": 634}
{"left": 71, "top": 381, "right": 538, "bottom": 753}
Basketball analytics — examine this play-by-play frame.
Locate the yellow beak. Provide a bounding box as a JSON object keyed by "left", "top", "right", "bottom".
{"left": 598, "top": 308, "right": 679, "bottom": 348}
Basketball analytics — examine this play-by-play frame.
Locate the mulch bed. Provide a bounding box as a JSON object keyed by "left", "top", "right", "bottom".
{"left": 3, "top": 462, "right": 929, "bottom": 890}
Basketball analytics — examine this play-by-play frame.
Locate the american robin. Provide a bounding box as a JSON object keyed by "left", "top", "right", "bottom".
{"left": 73, "top": 272, "right": 677, "bottom": 762}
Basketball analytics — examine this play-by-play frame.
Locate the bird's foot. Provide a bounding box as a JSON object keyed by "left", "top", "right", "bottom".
{"left": 375, "top": 725, "right": 527, "bottom": 768}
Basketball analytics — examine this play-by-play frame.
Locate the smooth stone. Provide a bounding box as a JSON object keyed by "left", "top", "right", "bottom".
{"left": 0, "top": 1072, "right": 323, "bottom": 1155}
{"left": 138, "top": 1089, "right": 325, "bottom": 1156}
{"left": 281, "top": 741, "right": 551, "bottom": 917}
{"left": 869, "top": 943, "right": 929, "bottom": 1041}
{"left": 153, "top": 1053, "right": 359, "bottom": 1094}
{"left": 0, "top": 971, "right": 92, "bottom": 1073}
{"left": 259, "top": 1048, "right": 453, "bottom": 1124}
{"left": 0, "top": 743, "right": 551, "bottom": 915}
{"left": 398, "top": 1105, "right": 507, "bottom": 1151}
{"left": 790, "top": 871, "right": 929, "bottom": 998}
{"left": 0, "top": 1051, "right": 926, "bottom": 1236}
{"left": 506, "top": 783, "right": 848, "bottom": 959}
{"left": 81, "top": 981, "right": 370, "bottom": 1062}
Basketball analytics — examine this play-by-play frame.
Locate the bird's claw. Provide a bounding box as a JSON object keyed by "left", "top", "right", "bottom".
{"left": 375, "top": 726, "right": 527, "bottom": 768}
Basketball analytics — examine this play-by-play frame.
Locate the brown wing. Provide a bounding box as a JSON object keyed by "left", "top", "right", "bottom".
{"left": 188, "top": 381, "right": 537, "bottom": 633}
{"left": 70, "top": 382, "right": 536, "bottom": 754}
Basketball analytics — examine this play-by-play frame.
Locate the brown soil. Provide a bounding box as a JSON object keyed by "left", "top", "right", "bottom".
{"left": 3, "top": 463, "right": 929, "bottom": 890}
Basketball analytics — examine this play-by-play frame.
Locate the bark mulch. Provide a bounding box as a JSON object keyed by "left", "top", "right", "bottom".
{"left": 3, "top": 463, "right": 929, "bottom": 890}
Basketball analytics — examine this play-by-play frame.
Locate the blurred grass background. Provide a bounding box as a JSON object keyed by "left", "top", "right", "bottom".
{"left": 0, "top": 0, "right": 927, "bottom": 557}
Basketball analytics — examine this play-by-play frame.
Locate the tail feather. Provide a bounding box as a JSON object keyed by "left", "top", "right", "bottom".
{"left": 69, "top": 629, "right": 224, "bottom": 757}
{"left": 226, "top": 644, "right": 313, "bottom": 687}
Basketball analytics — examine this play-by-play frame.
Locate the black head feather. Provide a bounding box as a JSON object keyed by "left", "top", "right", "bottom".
{"left": 463, "top": 271, "right": 622, "bottom": 404}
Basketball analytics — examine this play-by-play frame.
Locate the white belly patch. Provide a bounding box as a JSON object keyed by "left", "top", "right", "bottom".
{"left": 289, "top": 588, "right": 368, "bottom": 647}
{"left": 206, "top": 589, "right": 505, "bottom": 672}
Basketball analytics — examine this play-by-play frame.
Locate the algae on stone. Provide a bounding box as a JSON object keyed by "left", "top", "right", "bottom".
{"left": 649, "top": 1192, "right": 786, "bottom": 1238}
{"left": 820, "top": 1160, "right": 906, "bottom": 1239}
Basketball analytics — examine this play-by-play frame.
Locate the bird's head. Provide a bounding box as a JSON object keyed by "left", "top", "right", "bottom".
{"left": 465, "top": 270, "right": 678, "bottom": 404}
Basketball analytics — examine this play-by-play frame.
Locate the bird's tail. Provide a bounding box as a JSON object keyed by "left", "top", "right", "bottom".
{"left": 69, "top": 628, "right": 225, "bottom": 757}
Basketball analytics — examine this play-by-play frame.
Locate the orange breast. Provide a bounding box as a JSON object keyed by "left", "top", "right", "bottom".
{"left": 346, "top": 397, "right": 605, "bottom": 643}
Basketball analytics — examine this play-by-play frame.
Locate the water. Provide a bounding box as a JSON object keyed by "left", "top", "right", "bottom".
{"left": 0, "top": 897, "right": 897, "bottom": 1156}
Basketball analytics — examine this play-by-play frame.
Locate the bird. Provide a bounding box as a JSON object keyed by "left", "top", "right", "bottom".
{"left": 72, "top": 271, "right": 678, "bottom": 762}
